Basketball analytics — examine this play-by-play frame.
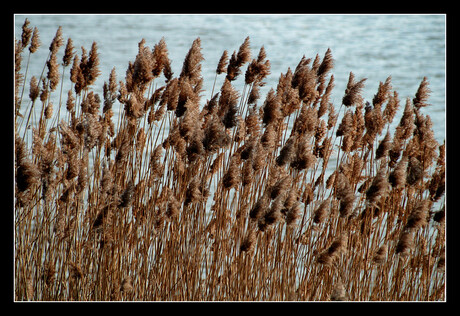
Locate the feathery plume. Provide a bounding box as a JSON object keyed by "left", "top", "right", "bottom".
{"left": 318, "top": 75, "right": 334, "bottom": 118}
{"left": 180, "top": 37, "right": 204, "bottom": 85}
{"left": 29, "top": 27, "right": 40, "bottom": 53}
{"left": 62, "top": 38, "right": 74, "bottom": 67}
{"left": 375, "top": 131, "right": 392, "bottom": 160}
{"left": 119, "top": 181, "right": 135, "bottom": 208}
{"left": 21, "top": 19, "right": 33, "bottom": 49}
{"left": 342, "top": 72, "right": 367, "bottom": 107}
{"left": 318, "top": 234, "right": 348, "bottom": 266}
{"left": 261, "top": 196, "right": 283, "bottom": 228}
{"left": 315, "top": 119, "right": 327, "bottom": 145}
{"left": 29, "top": 76, "right": 40, "bottom": 102}
{"left": 240, "top": 229, "right": 257, "bottom": 253}
{"left": 245, "top": 46, "right": 271, "bottom": 85}
{"left": 222, "top": 155, "right": 241, "bottom": 189}
{"left": 49, "top": 26, "right": 63, "bottom": 54}
{"left": 47, "top": 52, "right": 60, "bottom": 91}
{"left": 242, "top": 159, "right": 254, "bottom": 186}
{"left": 405, "top": 199, "right": 430, "bottom": 230}
{"left": 365, "top": 165, "right": 389, "bottom": 206}
{"left": 437, "top": 253, "right": 445, "bottom": 273}
{"left": 103, "top": 68, "right": 118, "bottom": 113}
{"left": 236, "top": 36, "right": 251, "bottom": 66}
{"left": 15, "top": 40, "right": 24, "bottom": 101}
{"left": 327, "top": 102, "right": 338, "bottom": 130}
{"left": 247, "top": 83, "right": 260, "bottom": 105}
{"left": 162, "top": 77, "right": 180, "bottom": 111}
{"left": 226, "top": 37, "right": 251, "bottom": 81}
{"left": 80, "top": 42, "right": 101, "bottom": 88}
{"left": 413, "top": 77, "right": 431, "bottom": 108}
{"left": 151, "top": 37, "right": 170, "bottom": 78}
{"left": 262, "top": 88, "right": 282, "bottom": 126}
{"left": 395, "top": 98, "right": 415, "bottom": 141}
{"left": 291, "top": 135, "right": 316, "bottom": 171}
{"left": 121, "top": 276, "right": 133, "bottom": 293}
{"left": 216, "top": 50, "right": 229, "bottom": 74}
{"left": 270, "top": 175, "right": 291, "bottom": 200}
{"left": 179, "top": 99, "right": 200, "bottom": 140}
{"left": 372, "top": 76, "right": 392, "bottom": 107}
{"left": 66, "top": 89, "right": 75, "bottom": 112}
{"left": 297, "top": 66, "right": 317, "bottom": 102}
{"left": 432, "top": 206, "right": 445, "bottom": 225}
{"left": 166, "top": 192, "right": 181, "bottom": 220}
{"left": 313, "top": 199, "right": 330, "bottom": 224}
{"left": 373, "top": 245, "right": 388, "bottom": 265}
{"left": 429, "top": 167, "right": 445, "bottom": 202}
{"left": 70, "top": 54, "right": 80, "bottom": 84}
{"left": 44, "top": 102, "right": 53, "bottom": 119}
{"left": 276, "top": 136, "right": 296, "bottom": 166}
{"left": 285, "top": 201, "right": 302, "bottom": 227}
{"left": 132, "top": 39, "right": 154, "bottom": 89}
{"left": 15, "top": 136, "right": 40, "bottom": 192}
{"left": 336, "top": 109, "right": 353, "bottom": 137}
{"left": 317, "top": 48, "right": 334, "bottom": 79}
{"left": 363, "top": 101, "right": 385, "bottom": 147}
{"left": 250, "top": 193, "right": 270, "bottom": 220}
{"left": 330, "top": 278, "right": 348, "bottom": 301}
{"left": 335, "top": 173, "right": 355, "bottom": 218}
{"left": 217, "top": 79, "right": 240, "bottom": 128}
{"left": 396, "top": 229, "right": 414, "bottom": 256}
{"left": 383, "top": 91, "right": 400, "bottom": 125}
{"left": 184, "top": 176, "right": 202, "bottom": 206}
{"left": 406, "top": 157, "right": 423, "bottom": 186}
{"left": 203, "top": 117, "right": 230, "bottom": 152}
{"left": 389, "top": 156, "right": 408, "bottom": 188}
{"left": 292, "top": 55, "right": 311, "bottom": 88}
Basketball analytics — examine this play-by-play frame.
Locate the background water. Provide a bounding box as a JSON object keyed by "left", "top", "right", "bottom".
{"left": 14, "top": 14, "right": 446, "bottom": 142}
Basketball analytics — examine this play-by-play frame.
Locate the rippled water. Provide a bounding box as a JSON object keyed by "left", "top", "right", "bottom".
{"left": 15, "top": 14, "right": 446, "bottom": 142}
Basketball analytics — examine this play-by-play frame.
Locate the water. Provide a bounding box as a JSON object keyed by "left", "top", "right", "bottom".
{"left": 14, "top": 14, "right": 445, "bottom": 143}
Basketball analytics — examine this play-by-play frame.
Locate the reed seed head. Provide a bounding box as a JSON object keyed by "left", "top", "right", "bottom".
{"left": 330, "top": 279, "right": 348, "bottom": 301}
{"left": 413, "top": 77, "right": 431, "bottom": 108}
{"left": 396, "top": 230, "right": 414, "bottom": 257}
{"left": 216, "top": 50, "right": 229, "bottom": 74}
{"left": 29, "top": 27, "right": 41, "bottom": 53}
{"left": 342, "top": 72, "right": 367, "bottom": 107}
{"left": 373, "top": 245, "right": 388, "bottom": 264}
{"left": 405, "top": 199, "right": 431, "bottom": 230}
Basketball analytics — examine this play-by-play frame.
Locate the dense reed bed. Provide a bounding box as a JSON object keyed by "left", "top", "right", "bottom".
{"left": 14, "top": 19, "right": 446, "bottom": 301}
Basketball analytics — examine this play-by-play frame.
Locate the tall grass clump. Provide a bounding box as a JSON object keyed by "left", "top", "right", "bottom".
{"left": 14, "top": 19, "right": 446, "bottom": 301}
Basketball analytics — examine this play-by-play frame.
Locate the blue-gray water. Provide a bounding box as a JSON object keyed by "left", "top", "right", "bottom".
{"left": 15, "top": 14, "right": 446, "bottom": 142}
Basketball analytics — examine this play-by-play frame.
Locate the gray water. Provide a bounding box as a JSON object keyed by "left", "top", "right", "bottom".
{"left": 15, "top": 14, "right": 445, "bottom": 143}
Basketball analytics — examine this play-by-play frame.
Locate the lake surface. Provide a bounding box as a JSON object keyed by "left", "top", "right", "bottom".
{"left": 14, "top": 14, "right": 446, "bottom": 142}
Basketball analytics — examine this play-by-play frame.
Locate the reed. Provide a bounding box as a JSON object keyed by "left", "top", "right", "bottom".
{"left": 14, "top": 20, "right": 446, "bottom": 301}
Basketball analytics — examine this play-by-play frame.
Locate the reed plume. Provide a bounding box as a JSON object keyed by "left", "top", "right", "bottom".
{"left": 365, "top": 164, "right": 389, "bottom": 206}
{"left": 27, "top": 27, "right": 40, "bottom": 54}
{"left": 373, "top": 245, "right": 388, "bottom": 265}
{"left": 216, "top": 50, "right": 229, "bottom": 74}
{"left": 413, "top": 77, "right": 431, "bottom": 108}
{"left": 226, "top": 37, "right": 251, "bottom": 81}
{"left": 342, "top": 72, "right": 367, "bottom": 107}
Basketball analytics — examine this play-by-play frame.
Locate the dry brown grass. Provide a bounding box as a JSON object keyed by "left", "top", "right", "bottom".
{"left": 14, "top": 19, "right": 446, "bottom": 301}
